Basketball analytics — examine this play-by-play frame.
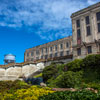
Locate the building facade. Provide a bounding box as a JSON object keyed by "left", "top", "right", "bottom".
{"left": 71, "top": 2, "right": 100, "bottom": 59}
{"left": 24, "top": 36, "right": 72, "bottom": 62}
{"left": 24, "top": 2, "right": 100, "bottom": 62}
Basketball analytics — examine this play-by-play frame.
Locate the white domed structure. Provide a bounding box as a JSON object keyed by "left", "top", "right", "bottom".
{"left": 4, "top": 54, "right": 16, "bottom": 64}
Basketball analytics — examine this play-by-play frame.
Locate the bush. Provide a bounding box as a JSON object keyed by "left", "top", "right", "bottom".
{"left": 39, "top": 90, "right": 100, "bottom": 100}
{"left": 82, "top": 54, "right": 100, "bottom": 82}
{"left": 56, "top": 71, "right": 83, "bottom": 88}
{"left": 42, "top": 63, "right": 58, "bottom": 82}
{"left": 0, "top": 80, "right": 30, "bottom": 94}
{"left": 66, "top": 59, "right": 83, "bottom": 72}
{"left": 82, "top": 54, "right": 100, "bottom": 70}
{"left": 3, "top": 86, "right": 54, "bottom": 100}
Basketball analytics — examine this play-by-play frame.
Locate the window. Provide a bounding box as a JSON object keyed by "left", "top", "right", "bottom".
{"left": 55, "top": 45, "right": 57, "bottom": 51}
{"left": 98, "top": 23, "right": 100, "bottom": 32}
{"left": 41, "top": 56, "right": 43, "bottom": 59}
{"left": 76, "top": 19, "right": 80, "bottom": 28}
{"left": 66, "top": 42, "right": 69, "bottom": 48}
{"left": 31, "top": 58, "right": 34, "bottom": 61}
{"left": 60, "top": 51, "right": 63, "bottom": 57}
{"left": 86, "top": 26, "right": 91, "bottom": 36}
{"left": 66, "top": 51, "right": 69, "bottom": 55}
{"left": 77, "top": 29, "right": 81, "bottom": 38}
{"left": 45, "top": 55, "right": 48, "bottom": 59}
{"left": 85, "top": 16, "right": 90, "bottom": 25}
{"left": 27, "top": 53, "right": 29, "bottom": 57}
{"left": 87, "top": 46, "right": 92, "bottom": 54}
{"left": 36, "top": 50, "right": 39, "bottom": 55}
{"left": 96, "top": 12, "right": 100, "bottom": 21}
{"left": 55, "top": 53, "right": 58, "bottom": 57}
{"left": 41, "top": 48, "right": 43, "bottom": 54}
{"left": 50, "top": 47, "right": 52, "bottom": 52}
{"left": 31, "top": 52, "right": 34, "bottom": 56}
{"left": 60, "top": 44, "right": 63, "bottom": 49}
{"left": 77, "top": 48, "right": 81, "bottom": 56}
{"left": 50, "top": 54, "right": 52, "bottom": 58}
{"left": 36, "top": 57, "right": 39, "bottom": 60}
{"left": 45, "top": 48, "right": 48, "bottom": 53}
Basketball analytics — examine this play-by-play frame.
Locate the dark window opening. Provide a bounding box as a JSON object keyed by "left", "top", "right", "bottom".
{"left": 60, "top": 44, "right": 63, "bottom": 49}
{"left": 50, "top": 47, "right": 52, "bottom": 52}
{"left": 77, "top": 29, "right": 81, "bottom": 38}
{"left": 77, "top": 48, "right": 81, "bottom": 56}
{"left": 41, "top": 56, "right": 43, "bottom": 59}
{"left": 55, "top": 45, "right": 58, "bottom": 51}
{"left": 85, "top": 16, "right": 90, "bottom": 25}
{"left": 50, "top": 54, "right": 52, "bottom": 58}
{"left": 98, "top": 23, "right": 100, "bottom": 32}
{"left": 66, "top": 42, "right": 69, "bottom": 48}
{"left": 60, "top": 51, "right": 63, "bottom": 57}
{"left": 66, "top": 51, "right": 69, "bottom": 55}
{"left": 76, "top": 19, "right": 80, "bottom": 28}
{"left": 55, "top": 53, "right": 58, "bottom": 57}
{"left": 31, "top": 52, "right": 34, "bottom": 56}
{"left": 87, "top": 46, "right": 92, "bottom": 54}
{"left": 36, "top": 50, "right": 39, "bottom": 55}
{"left": 27, "top": 53, "right": 29, "bottom": 57}
{"left": 96, "top": 12, "right": 100, "bottom": 21}
{"left": 86, "top": 26, "right": 91, "bottom": 36}
{"left": 45, "top": 55, "right": 48, "bottom": 59}
{"left": 45, "top": 48, "right": 48, "bottom": 53}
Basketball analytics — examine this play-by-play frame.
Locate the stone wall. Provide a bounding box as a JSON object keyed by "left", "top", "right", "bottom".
{"left": 0, "top": 63, "right": 45, "bottom": 81}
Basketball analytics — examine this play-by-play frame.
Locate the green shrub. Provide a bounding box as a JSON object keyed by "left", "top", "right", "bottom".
{"left": 66, "top": 59, "right": 83, "bottom": 72}
{"left": 42, "top": 63, "right": 59, "bottom": 82}
{"left": 39, "top": 90, "right": 100, "bottom": 100}
{"left": 56, "top": 71, "right": 83, "bottom": 88}
{"left": 0, "top": 80, "right": 30, "bottom": 94}
{"left": 82, "top": 54, "right": 100, "bottom": 82}
{"left": 82, "top": 54, "right": 100, "bottom": 70}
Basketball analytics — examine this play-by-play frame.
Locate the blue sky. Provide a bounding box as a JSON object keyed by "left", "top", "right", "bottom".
{"left": 0, "top": 0, "right": 99, "bottom": 64}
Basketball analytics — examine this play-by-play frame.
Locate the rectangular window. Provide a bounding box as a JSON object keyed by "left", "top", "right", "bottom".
{"left": 31, "top": 52, "right": 34, "bottom": 56}
{"left": 60, "top": 51, "right": 63, "bottom": 57}
{"left": 60, "top": 44, "right": 63, "bottom": 49}
{"left": 77, "top": 29, "right": 81, "bottom": 38}
{"left": 45, "top": 55, "right": 48, "bottom": 59}
{"left": 50, "top": 54, "right": 52, "bottom": 58}
{"left": 55, "top": 45, "right": 57, "bottom": 51}
{"left": 86, "top": 26, "right": 91, "bottom": 36}
{"left": 31, "top": 58, "right": 34, "bottom": 61}
{"left": 41, "top": 48, "right": 43, "bottom": 54}
{"left": 85, "top": 16, "right": 90, "bottom": 25}
{"left": 66, "top": 42, "right": 69, "bottom": 48}
{"left": 66, "top": 51, "right": 69, "bottom": 55}
{"left": 27, "top": 53, "right": 29, "bottom": 57}
{"left": 77, "top": 48, "right": 81, "bottom": 56}
{"left": 41, "top": 56, "right": 43, "bottom": 59}
{"left": 96, "top": 12, "right": 100, "bottom": 21}
{"left": 55, "top": 53, "right": 58, "bottom": 57}
{"left": 50, "top": 47, "right": 52, "bottom": 52}
{"left": 36, "top": 57, "right": 39, "bottom": 60}
{"left": 98, "top": 23, "right": 100, "bottom": 32}
{"left": 87, "top": 46, "right": 92, "bottom": 54}
{"left": 45, "top": 48, "right": 48, "bottom": 53}
{"left": 36, "top": 50, "right": 39, "bottom": 55}
{"left": 76, "top": 19, "right": 80, "bottom": 28}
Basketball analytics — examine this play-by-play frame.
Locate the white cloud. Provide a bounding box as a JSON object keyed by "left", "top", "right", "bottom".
{"left": 87, "top": 0, "right": 99, "bottom": 5}
{"left": 0, "top": 0, "right": 99, "bottom": 40}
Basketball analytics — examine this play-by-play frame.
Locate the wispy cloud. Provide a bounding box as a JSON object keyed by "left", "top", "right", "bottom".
{"left": 0, "top": 0, "right": 99, "bottom": 40}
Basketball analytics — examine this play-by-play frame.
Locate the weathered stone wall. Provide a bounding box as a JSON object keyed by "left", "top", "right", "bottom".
{"left": 0, "top": 63, "right": 45, "bottom": 81}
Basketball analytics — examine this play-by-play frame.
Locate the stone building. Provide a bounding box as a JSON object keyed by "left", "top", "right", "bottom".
{"left": 24, "top": 2, "right": 100, "bottom": 62}
{"left": 24, "top": 36, "right": 72, "bottom": 62}
{"left": 71, "top": 2, "right": 100, "bottom": 59}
